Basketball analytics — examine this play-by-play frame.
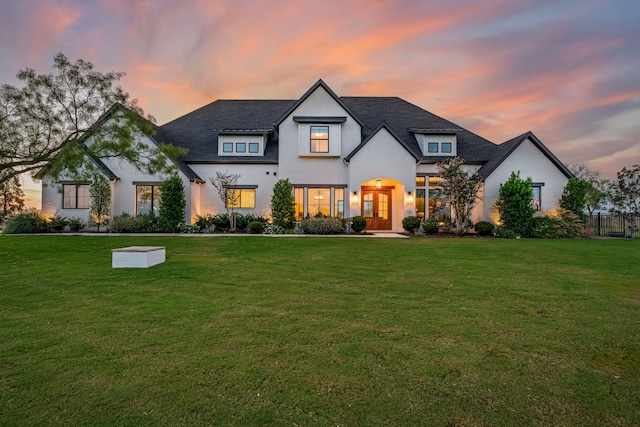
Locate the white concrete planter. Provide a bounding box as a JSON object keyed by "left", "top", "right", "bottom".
{"left": 112, "top": 246, "right": 166, "bottom": 268}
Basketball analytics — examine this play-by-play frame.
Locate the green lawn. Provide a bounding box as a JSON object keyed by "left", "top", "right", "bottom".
{"left": 1, "top": 236, "right": 639, "bottom": 426}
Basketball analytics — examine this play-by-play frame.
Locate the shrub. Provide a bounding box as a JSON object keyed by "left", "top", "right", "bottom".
{"left": 48, "top": 215, "right": 68, "bottom": 232}
{"left": 495, "top": 226, "right": 518, "bottom": 239}
{"left": 474, "top": 221, "right": 495, "bottom": 236}
{"left": 402, "top": 216, "right": 421, "bottom": 233}
{"left": 560, "top": 178, "right": 588, "bottom": 221}
{"left": 158, "top": 175, "right": 186, "bottom": 233}
{"left": 300, "top": 217, "right": 344, "bottom": 234}
{"left": 2, "top": 210, "right": 48, "bottom": 234}
{"left": 235, "top": 213, "right": 265, "bottom": 232}
{"left": 549, "top": 208, "right": 584, "bottom": 238}
{"left": 423, "top": 217, "right": 439, "bottom": 234}
{"left": 194, "top": 214, "right": 216, "bottom": 233}
{"left": 68, "top": 217, "right": 85, "bottom": 232}
{"left": 530, "top": 216, "right": 556, "bottom": 238}
{"left": 139, "top": 212, "right": 159, "bottom": 232}
{"left": 212, "top": 213, "right": 230, "bottom": 231}
{"left": 248, "top": 221, "right": 265, "bottom": 234}
{"left": 178, "top": 223, "right": 200, "bottom": 234}
{"left": 109, "top": 213, "right": 145, "bottom": 233}
{"left": 495, "top": 171, "right": 535, "bottom": 237}
{"left": 350, "top": 216, "right": 366, "bottom": 233}
{"left": 263, "top": 224, "right": 285, "bottom": 234}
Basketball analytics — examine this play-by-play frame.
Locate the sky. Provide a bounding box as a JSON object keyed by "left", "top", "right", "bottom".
{"left": 1, "top": 0, "right": 639, "bottom": 208}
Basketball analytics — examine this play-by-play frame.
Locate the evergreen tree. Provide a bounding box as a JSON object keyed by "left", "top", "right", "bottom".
{"left": 158, "top": 175, "right": 186, "bottom": 232}
{"left": 271, "top": 179, "right": 296, "bottom": 229}
{"left": 495, "top": 171, "right": 535, "bottom": 237}
{"left": 89, "top": 175, "right": 111, "bottom": 232}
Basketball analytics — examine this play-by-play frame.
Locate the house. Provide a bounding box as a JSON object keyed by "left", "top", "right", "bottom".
{"left": 40, "top": 79, "right": 572, "bottom": 231}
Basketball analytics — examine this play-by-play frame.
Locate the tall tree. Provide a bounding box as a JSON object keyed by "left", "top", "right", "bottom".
{"left": 89, "top": 174, "right": 111, "bottom": 232}
{"left": 435, "top": 157, "right": 483, "bottom": 235}
{"left": 0, "top": 53, "right": 184, "bottom": 186}
{"left": 609, "top": 164, "right": 640, "bottom": 238}
{"left": 271, "top": 178, "right": 296, "bottom": 229}
{"left": 569, "top": 164, "right": 609, "bottom": 217}
{"left": 0, "top": 170, "right": 25, "bottom": 222}
{"left": 559, "top": 178, "right": 589, "bottom": 220}
{"left": 211, "top": 171, "right": 240, "bottom": 232}
{"left": 158, "top": 175, "right": 186, "bottom": 233}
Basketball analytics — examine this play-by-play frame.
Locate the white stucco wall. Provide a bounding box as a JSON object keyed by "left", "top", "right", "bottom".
{"left": 483, "top": 137, "right": 569, "bottom": 223}
{"left": 277, "top": 85, "right": 361, "bottom": 185}
{"left": 188, "top": 163, "right": 279, "bottom": 219}
{"left": 348, "top": 128, "right": 417, "bottom": 231}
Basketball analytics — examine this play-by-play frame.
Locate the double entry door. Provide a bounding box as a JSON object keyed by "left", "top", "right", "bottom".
{"left": 362, "top": 188, "right": 392, "bottom": 230}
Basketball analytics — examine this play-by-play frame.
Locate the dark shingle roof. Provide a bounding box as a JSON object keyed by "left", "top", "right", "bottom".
{"left": 340, "top": 97, "right": 497, "bottom": 163}
{"left": 477, "top": 131, "right": 573, "bottom": 179}
{"left": 160, "top": 100, "right": 296, "bottom": 163}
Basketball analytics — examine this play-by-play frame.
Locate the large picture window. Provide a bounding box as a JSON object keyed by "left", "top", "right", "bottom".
{"left": 310, "top": 126, "right": 329, "bottom": 153}
{"left": 136, "top": 185, "right": 161, "bottom": 215}
{"left": 225, "top": 188, "right": 256, "bottom": 209}
{"left": 309, "top": 188, "right": 331, "bottom": 216}
{"left": 63, "top": 184, "right": 90, "bottom": 209}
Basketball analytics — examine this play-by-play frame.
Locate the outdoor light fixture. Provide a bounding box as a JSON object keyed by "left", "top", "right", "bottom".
{"left": 407, "top": 191, "right": 414, "bottom": 205}
{"left": 376, "top": 179, "right": 382, "bottom": 189}
{"left": 351, "top": 191, "right": 359, "bottom": 204}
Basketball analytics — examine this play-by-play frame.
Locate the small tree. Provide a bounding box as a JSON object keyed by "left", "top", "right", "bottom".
{"left": 435, "top": 157, "right": 483, "bottom": 235}
{"left": 271, "top": 179, "right": 296, "bottom": 229}
{"left": 559, "top": 178, "right": 589, "bottom": 220}
{"left": 609, "top": 164, "right": 640, "bottom": 238}
{"left": 89, "top": 175, "right": 111, "bottom": 231}
{"left": 211, "top": 171, "right": 240, "bottom": 231}
{"left": 569, "top": 164, "right": 610, "bottom": 217}
{"left": 158, "top": 175, "right": 186, "bottom": 232}
{"left": 495, "top": 171, "right": 535, "bottom": 237}
{"left": 0, "top": 170, "right": 25, "bottom": 222}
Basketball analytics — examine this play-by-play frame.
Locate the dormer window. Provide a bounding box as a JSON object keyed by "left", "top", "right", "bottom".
{"left": 310, "top": 126, "right": 329, "bottom": 153}
{"left": 218, "top": 134, "right": 266, "bottom": 156}
{"left": 410, "top": 129, "right": 458, "bottom": 156}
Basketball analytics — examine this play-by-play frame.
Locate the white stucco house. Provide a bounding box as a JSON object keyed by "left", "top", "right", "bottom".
{"left": 39, "top": 79, "right": 572, "bottom": 231}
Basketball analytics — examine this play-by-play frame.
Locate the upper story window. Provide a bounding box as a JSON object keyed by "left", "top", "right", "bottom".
{"left": 310, "top": 126, "right": 329, "bottom": 153}
{"left": 62, "top": 183, "right": 90, "bottom": 209}
{"left": 410, "top": 130, "right": 458, "bottom": 156}
{"left": 218, "top": 135, "right": 265, "bottom": 156}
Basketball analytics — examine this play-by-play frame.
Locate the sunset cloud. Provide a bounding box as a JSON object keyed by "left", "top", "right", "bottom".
{"left": 1, "top": 0, "right": 639, "bottom": 201}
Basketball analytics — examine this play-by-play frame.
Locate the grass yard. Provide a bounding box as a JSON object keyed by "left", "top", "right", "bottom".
{"left": 1, "top": 236, "right": 639, "bottom": 426}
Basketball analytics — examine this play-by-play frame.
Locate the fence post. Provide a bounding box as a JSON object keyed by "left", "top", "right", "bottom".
{"left": 597, "top": 212, "right": 601, "bottom": 237}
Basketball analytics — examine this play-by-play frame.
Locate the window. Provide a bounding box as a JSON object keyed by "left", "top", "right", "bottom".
{"left": 442, "top": 142, "right": 452, "bottom": 153}
{"left": 416, "top": 189, "right": 426, "bottom": 220}
{"left": 416, "top": 176, "right": 426, "bottom": 187}
{"left": 294, "top": 187, "right": 304, "bottom": 221}
{"left": 63, "top": 184, "right": 90, "bottom": 209}
{"left": 225, "top": 188, "right": 256, "bottom": 209}
{"left": 532, "top": 185, "right": 542, "bottom": 211}
{"left": 136, "top": 185, "right": 161, "bottom": 215}
{"left": 428, "top": 142, "right": 439, "bottom": 153}
{"left": 428, "top": 177, "right": 451, "bottom": 219}
{"left": 309, "top": 188, "right": 330, "bottom": 216}
{"left": 223, "top": 142, "right": 233, "bottom": 153}
{"left": 334, "top": 188, "right": 344, "bottom": 218}
{"left": 249, "top": 143, "right": 259, "bottom": 153}
{"left": 310, "top": 126, "right": 329, "bottom": 153}
{"left": 236, "top": 142, "right": 246, "bottom": 153}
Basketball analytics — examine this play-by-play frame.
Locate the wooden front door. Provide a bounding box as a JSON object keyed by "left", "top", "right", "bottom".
{"left": 362, "top": 189, "right": 392, "bottom": 230}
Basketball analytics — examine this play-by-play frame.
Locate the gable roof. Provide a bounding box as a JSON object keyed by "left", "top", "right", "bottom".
{"left": 340, "top": 96, "right": 497, "bottom": 163}
{"left": 344, "top": 122, "right": 420, "bottom": 162}
{"left": 160, "top": 99, "right": 296, "bottom": 163}
{"left": 478, "top": 131, "right": 573, "bottom": 179}
{"left": 274, "top": 79, "right": 367, "bottom": 129}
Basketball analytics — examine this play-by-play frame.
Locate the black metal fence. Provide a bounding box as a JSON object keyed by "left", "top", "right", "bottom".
{"left": 584, "top": 213, "right": 639, "bottom": 238}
